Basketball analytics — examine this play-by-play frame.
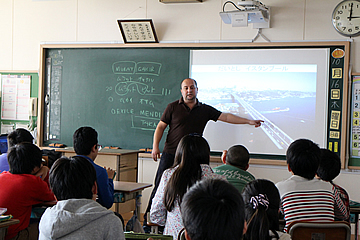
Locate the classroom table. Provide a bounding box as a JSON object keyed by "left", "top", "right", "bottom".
{"left": 0, "top": 219, "right": 20, "bottom": 240}
{"left": 113, "top": 181, "right": 152, "bottom": 215}
{"left": 31, "top": 201, "right": 57, "bottom": 219}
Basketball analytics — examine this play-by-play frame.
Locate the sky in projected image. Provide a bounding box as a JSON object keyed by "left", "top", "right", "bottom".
{"left": 191, "top": 60, "right": 327, "bottom": 156}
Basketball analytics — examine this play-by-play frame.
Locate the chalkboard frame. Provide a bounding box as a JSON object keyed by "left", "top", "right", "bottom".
{"left": 37, "top": 42, "right": 350, "bottom": 167}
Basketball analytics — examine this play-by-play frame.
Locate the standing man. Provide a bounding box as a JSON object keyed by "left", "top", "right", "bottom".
{"left": 73, "top": 126, "right": 115, "bottom": 209}
{"left": 144, "top": 78, "right": 263, "bottom": 229}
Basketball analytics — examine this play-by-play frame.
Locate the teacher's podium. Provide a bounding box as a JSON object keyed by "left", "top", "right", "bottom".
{"left": 54, "top": 147, "right": 141, "bottom": 213}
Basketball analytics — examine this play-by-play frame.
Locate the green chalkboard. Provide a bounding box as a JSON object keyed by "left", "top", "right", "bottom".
{"left": 42, "top": 48, "right": 190, "bottom": 150}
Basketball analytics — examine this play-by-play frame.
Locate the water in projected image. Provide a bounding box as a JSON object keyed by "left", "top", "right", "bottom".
{"left": 191, "top": 55, "right": 327, "bottom": 156}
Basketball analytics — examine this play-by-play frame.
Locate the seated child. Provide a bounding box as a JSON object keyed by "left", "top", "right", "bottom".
{"left": 0, "top": 128, "right": 34, "bottom": 172}
{"left": 275, "top": 139, "right": 335, "bottom": 231}
{"left": 73, "top": 126, "right": 115, "bottom": 209}
{"left": 0, "top": 142, "right": 55, "bottom": 240}
{"left": 213, "top": 144, "right": 255, "bottom": 192}
{"left": 39, "top": 156, "right": 125, "bottom": 240}
{"left": 180, "top": 178, "right": 246, "bottom": 240}
{"left": 242, "top": 179, "right": 291, "bottom": 240}
{"left": 317, "top": 148, "right": 350, "bottom": 222}
{"left": 150, "top": 135, "right": 226, "bottom": 240}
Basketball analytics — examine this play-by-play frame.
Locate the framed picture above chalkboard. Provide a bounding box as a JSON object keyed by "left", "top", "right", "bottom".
{"left": 117, "top": 19, "right": 159, "bottom": 43}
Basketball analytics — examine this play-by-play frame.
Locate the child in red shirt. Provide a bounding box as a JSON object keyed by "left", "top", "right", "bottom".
{"left": 0, "top": 142, "right": 55, "bottom": 240}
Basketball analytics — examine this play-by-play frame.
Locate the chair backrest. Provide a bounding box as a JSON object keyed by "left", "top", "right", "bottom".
{"left": 288, "top": 221, "right": 351, "bottom": 240}
{"left": 178, "top": 228, "right": 186, "bottom": 240}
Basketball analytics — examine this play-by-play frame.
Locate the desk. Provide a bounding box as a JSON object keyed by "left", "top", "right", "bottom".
{"left": 31, "top": 201, "right": 57, "bottom": 219}
{"left": 113, "top": 181, "right": 152, "bottom": 215}
{"left": 54, "top": 148, "right": 140, "bottom": 182}
{"left": 0, "top": 219, "right": 20, "bottom": 240}
{"left": 351, "top": 206, "right": 360, "bottom": 240}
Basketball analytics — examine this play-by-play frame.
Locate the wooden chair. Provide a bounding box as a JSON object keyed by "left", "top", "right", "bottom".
{"left": 177, "top": 228, "right": 186, "bottom": 240}
{"left": 41, "top": 155, "right": 49, "bottom": 166}
{"left": 146, "top": 212, "right": 160, "bottom": 234}
{"left": 288, "top": 221, "right": 351, "bottom": 240}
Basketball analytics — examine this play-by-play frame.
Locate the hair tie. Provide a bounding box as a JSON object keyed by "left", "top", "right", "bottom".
{"left": 250, "top": 194, "right": 269, "bottom": 210}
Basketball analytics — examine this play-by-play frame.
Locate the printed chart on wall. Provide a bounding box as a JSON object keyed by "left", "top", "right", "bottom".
{"left": 1, "top": 75, "right": 31, "bottom": 120}
{"left": 350, "top": 75, "right": 360, "bottom": 166}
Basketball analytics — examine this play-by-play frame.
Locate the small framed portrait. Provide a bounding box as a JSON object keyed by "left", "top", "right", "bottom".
{"left": 117, "top": 19, "right": 159, "bottom": 43}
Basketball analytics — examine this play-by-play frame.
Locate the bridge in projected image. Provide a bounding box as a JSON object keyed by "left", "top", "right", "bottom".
{"left": 233, "top": 94, "right": 293, "bottom": 150}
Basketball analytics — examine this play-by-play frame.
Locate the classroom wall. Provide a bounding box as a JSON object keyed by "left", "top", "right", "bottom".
{"left": 1, "top": 0, "right": 360, "bottom": 71}
{"left": 1, "top": 0, "right": 360, "bottom": 201}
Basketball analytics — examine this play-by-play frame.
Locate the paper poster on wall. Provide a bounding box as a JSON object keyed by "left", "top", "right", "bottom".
{"left": 351, "top": 76, "right": 360, "bottom": 157}
{"left": 1, "top": 75, "right": 31, "bottom": 120}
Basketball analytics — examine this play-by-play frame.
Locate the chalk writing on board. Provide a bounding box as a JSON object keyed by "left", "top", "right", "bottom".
{"left": 139, "top": 99, "right": 155, "bottom": 108}
{"left": 114, "top": 81, "right": 171, "bottom": 96}
{"left": 49, "top": 50, "right": 64, "bottom": 66}
{"left": 49, "top": 64, "right": 62, "bottom": 139}
{"left": 133, "top": 116, "right": 159, "bottom": 130}
{"left": 110, "top": 108, "right": 135, "bottom": 114}
{"left": 112, "top": 61, "right": 162, "bottom": 76}
{"left": 115, "top": 81, "right": 152, "bottom": 96}
{"left": 131, "top": 115, "right": 169, "bottom": 132}
{"left": 108, "top": 60, "right": 171, "bottom": 112}
{"left": 110, "top": 108, "right": 162, "bottom": 116}
{"left": 107, "top": 60, "right": 171, "bottom": 131}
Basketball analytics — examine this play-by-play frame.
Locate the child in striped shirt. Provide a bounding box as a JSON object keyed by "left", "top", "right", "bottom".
{"left": 316, "top": 148, "right": 350, "bottom": 222}
{"left": 276, "top": 139, "right": 335, "bottom": 232}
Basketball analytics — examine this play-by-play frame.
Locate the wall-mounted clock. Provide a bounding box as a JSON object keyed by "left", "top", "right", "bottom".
{"left": 332, "top": 0, "right": 360, "bottom": 37}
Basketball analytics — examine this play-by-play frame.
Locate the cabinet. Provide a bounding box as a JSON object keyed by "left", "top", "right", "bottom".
{"left": 56, "top": 148, "right": 139, "bottom": 182}
{"left": 55, "top": 148, "right": 140, "bottom": 214}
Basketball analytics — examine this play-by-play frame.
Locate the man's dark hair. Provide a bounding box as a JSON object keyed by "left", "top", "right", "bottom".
{"left": 181, "top": 78, "right": 197, "bottom": 88}
{"left": 316, "top": 148, "right": 341, "bottom": 182}
{"left": 8, "top": 142, "right": 42, "bottom": 174}
{"left": 7, "top": 128, "right": 34, "bottom": 148}
{"left": 226, "top": 145, "right": 250, "bottom": 170}
{"left": 73, "top": 126, "right": 98, "bottom": 155}
{"left": 286, "top": 138, "right": 320, "bottom": 180}
{"left": 49, "top": 156, "right": 97, "bottom": 201}
{"left": 181, "top": 178, "right": 245, "bottom": 240}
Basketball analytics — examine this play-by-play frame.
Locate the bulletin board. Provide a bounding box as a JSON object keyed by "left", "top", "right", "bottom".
{"left": 0, "top": 71, "right": 39, "bottom": 133}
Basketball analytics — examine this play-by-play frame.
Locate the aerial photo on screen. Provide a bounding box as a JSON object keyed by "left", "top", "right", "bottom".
{"left": 192, "top": 62, "right": 326, "bottom": 156}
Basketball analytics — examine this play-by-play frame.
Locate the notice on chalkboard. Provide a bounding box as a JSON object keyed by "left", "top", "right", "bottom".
{"left": 1, "top": 75, "right": 31, "bottom": 120}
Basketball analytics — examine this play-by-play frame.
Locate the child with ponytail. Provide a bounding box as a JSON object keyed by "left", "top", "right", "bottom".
{"left": 242, "top": 179, "right": 291, "bottom": 240}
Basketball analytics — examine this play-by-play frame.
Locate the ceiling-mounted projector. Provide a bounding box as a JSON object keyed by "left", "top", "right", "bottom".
{"left": 219, "top": 1, "right": 270, "bottom": 28}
